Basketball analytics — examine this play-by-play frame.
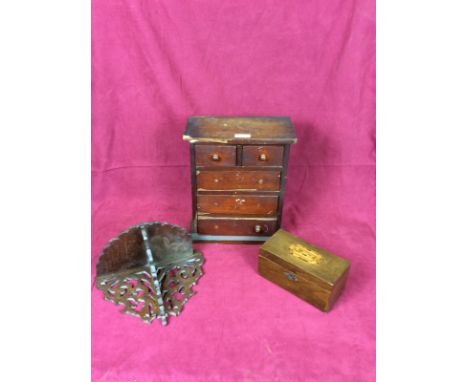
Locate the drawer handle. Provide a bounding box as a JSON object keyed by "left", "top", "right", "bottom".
{"left": 256, "top": 224, "right": 269, "bottom": 233}
{"left": 257, "top": 179, "right": 264, "bottom": 185}
{"left": 259, "top": 153, "right": 267, "bottom": 161}
{"left": 235, "top": 198, "right": 246, "bottom": 206}
{"left": 211, "top": 153, "right": 221, "bottom": 161}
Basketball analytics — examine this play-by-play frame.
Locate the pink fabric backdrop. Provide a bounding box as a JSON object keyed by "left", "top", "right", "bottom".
{"left": 92, "top": 1, "right": 375, "bottom": 381}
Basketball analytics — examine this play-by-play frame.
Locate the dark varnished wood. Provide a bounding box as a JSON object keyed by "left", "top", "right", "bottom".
{"left": 195, "top": 144, "right": 236, "bottom": 167}
{"left": 276, "top": 144, "right": 290, "bottom": 228}
{"left": 242, "top": 145, "right": 284, "bottom": 166}
{"left": 196, "top": 169, "right": 281, "bottom": 191}
{"left": 183, "top": 116, "right": 297, "bottom": 144}
{"left": 96, "top": 222, "right": 204, "bottom": 325}
{"left": 197, "top": 194, "right": 278, "bottom": 215}
{"left": 184, "top": 116, "right": 296, "bottom": 242}
{"left": 96, "top": 226, "right": 146, "bottom": 276}
{"left": 258, "top": 229, "right": 350, "bottom": 312}
{"left": 190, "top": 143, "right": 197, "bottom": 225}
{"left": 197, "top": 216, "right": 277, "bottom": 236}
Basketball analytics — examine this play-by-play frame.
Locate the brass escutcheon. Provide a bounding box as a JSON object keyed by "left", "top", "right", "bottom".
{"left": 284, "top": 271, "right": 297, "bottom": 282}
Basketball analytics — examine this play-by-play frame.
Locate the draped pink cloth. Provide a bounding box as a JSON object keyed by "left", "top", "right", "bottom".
{"left": 92, "top": 1, "right": 375, "bottom": 380}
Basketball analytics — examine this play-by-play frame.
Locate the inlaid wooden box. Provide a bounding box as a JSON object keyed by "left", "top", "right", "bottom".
{"left": 183, "top": 116, "right": 297, "bottom": 242}
{"left": 258, "top": 229, "right": 350, "bottom": 312}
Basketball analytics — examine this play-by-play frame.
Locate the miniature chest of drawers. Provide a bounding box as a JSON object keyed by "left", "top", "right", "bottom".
{"left": 183, "top": 116, "right": 297, "bottom": 242}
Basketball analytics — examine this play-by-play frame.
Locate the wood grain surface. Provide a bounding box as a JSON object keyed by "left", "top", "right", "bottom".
{"left": 197, "top": 194, "right": 278, "bottom": 215}
{"left": 242, "top": 145, "right": 284, "bottom": 166}
{"left": 197, "top": 216, "right": 278, "bottom": 236}
{"left": 196, "top": 169, "right": 281, "bottom": 191}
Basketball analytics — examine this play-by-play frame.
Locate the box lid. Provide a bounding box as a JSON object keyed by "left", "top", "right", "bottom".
{"left": 260, "top": 229, "right": 350, "bottom": 285}
{"left": 183, "top": 116, "right": 297, "bottom": 144}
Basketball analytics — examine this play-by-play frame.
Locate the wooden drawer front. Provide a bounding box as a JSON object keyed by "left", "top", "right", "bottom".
{"left": 197, "top": 194, "right": 278, "bottom": 215}
{"left": 198, "top": 217, "right": 277, "bottom": 236}
{"left": 195, "top": 145, "right": 236, "bottom": 166}
{"left": 197, "top": 170, "right": 281, "bottom": 191}
{"left": 242, "top": 145, "right": 284, "bottom": 166}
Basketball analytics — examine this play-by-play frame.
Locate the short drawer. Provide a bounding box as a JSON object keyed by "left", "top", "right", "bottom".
{"left": 242, "top": 145, "right": 284, "bottom": 166}
{"left": 195, "top": 145, "right": 236, "bottom": 166}
{"left": 197, "top": 194, "right": 278, "bottom": 215}
{"left": 196, "top": 170, "right": 281, "bottom": 191}
{"left": 197, "top": 216, "right": 278, "bottom": 236}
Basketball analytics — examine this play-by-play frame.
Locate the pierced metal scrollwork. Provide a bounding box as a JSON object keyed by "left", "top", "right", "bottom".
{"left": 95, "top": 222, "right": 204, "bottom": 325}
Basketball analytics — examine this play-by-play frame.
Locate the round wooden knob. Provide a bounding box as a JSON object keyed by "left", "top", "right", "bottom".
{"left": 211, "top": 153, "right": 220, "bottom": 161}
{"left": 257, "top": 179, "right": 264, "bottom": 185}
{"left": 254, "top": 225, "right": 262, "bottom": 233}
{"left": 259, "top": 153, "right": 267, "bottom": 161}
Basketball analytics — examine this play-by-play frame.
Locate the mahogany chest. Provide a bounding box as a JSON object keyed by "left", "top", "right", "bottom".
{"left": 258, "top": 229, "right": 350, "bottom": 312}
{"left": 183, "top": 116, "right": 296, "bottom": 242}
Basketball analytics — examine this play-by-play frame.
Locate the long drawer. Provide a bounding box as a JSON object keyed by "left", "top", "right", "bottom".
{"left": 197, "top": 216, "right": 278, "bottom": 236}
{"left": 197, "top": 194, "right": 278, "bottom": 215}
{"left": 196, "top": 170, "right": 281, "bottom": 191}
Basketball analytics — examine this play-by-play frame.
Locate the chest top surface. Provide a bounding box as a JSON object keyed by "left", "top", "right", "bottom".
{"left": 183, "top": 116, "right": 297, "bottom": 145}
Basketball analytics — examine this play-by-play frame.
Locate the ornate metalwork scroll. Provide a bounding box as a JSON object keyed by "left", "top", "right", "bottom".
{"left": 95, "top": 222, "right": 204, "bottom": 325}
